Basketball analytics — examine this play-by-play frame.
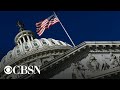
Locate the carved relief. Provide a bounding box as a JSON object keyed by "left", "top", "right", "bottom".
{"left": 71, "top": 53, "right": 120, "bottom": 79}
{"left": 71, "top": 62, "right": 87, "bottom": 79}
{"left": 109, "top": 53, "right": 119, "bottom": 68}
{"left": 86, "top": 54, "right": 100, "bottom": 72}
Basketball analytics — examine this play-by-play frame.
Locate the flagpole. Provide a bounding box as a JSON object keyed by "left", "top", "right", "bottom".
{"left": 53, "top": 11, "right": 76, "bottom": 47}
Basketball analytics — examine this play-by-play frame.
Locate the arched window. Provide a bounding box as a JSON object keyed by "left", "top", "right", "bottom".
{"left": 34, "top": 42, "right": 37, "bottom": 46}
{"left": 16, "top": 49, "right": 21, "bottom": 55}
{"left": 33, "top": 42, "right": 39, "bottom": 47}
{"left": 25, "top": 45, "right": 29, "bottom": 49}
{"left": 17, "top": 50, "right": 20, "bottom": 53}
{"left": 43, "top": 41, "right": 47, "bottom": 44}
{"left": 59, "top": 41, "right": 63, "bottom": 45}
{"left": 51, "top": 40, "right": 56, "bottom": 45}
{"left": 42, "top": 40, "right": 49, "bottom": 46}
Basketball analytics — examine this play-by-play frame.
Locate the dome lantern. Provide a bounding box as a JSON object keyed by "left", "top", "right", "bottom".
{"left": 15, "top": 21, "right": 35, "bottom": 45}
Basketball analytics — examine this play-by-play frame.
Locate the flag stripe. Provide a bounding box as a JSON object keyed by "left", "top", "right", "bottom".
{"left": 36, "top": 14, "right": 59, "bottom": 36}
{"left": 40, "top": 19, "right": 48, "bottom": 27}
{"left": 37, "top": 28, "right": 45, "bottom": 36}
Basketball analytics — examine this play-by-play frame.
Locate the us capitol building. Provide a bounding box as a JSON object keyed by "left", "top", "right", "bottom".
{"left": 0, "top": 22, "right": 120, "bottom": 79}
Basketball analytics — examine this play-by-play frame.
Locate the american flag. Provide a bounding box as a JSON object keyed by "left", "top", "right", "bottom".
{"left": 36, "top": 14, "right": 59, "bottom": 36}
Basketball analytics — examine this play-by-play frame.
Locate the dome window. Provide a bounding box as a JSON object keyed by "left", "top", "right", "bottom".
{"left": 17, "top": 50, "right": 20, "bottom": 53}
{"left": 16, "top": 49, "right": 21, "bottom": 55}
{"left": 42, "top": 41, "right": 49, "bottom": 45}
{"left": 24, "top": 45, "right": 30, "bottom": 51}
{"left": 33, "top": 41, "right": 39, "bottom": 48}
{"left": 25, "top": 46, "right": 29, "bottom": 49}
{"left": 33, "top": 42, "right": 38, "bottom": 46}
{"left": 59, "top": 41, "right": 63, "bottom": 45}
{"left": 43, "top": 41, "right": 47, "bottom": 44}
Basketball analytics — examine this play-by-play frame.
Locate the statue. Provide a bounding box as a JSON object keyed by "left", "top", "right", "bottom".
{"left": 86, "top": 54, "right": 100, "bottom": 72}
{"left": 110, "top": 53, "right": 119, "bottom": 68}
{"left": 118, "top": 56, "right": 120, "bottom": 66}
{"left": 17, "top": 21, "right": 25, "bottom": 32}
{"left": 71, "top": 63, "right": 77, "bottom": 79}
{"left": 101, "top": 60, "right": 110, "bottom": 70}
{"left": 76, "top": 61, "right": 87, "bottom": 78}
{"left": 71, "top": 62, "right": 86, "bottom": 79}
{"left": 101, "top": 55, "right": 110, "bottom": 70}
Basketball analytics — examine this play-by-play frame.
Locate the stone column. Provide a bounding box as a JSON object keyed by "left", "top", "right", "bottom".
{"left": 30, "top": 36, "right": 33, "bottom": 41}
{"left": 23, "top": 37, "right": 26, "bottom": 43}
{"left": 27, "top": 35, "right": 30, "bottom": 42}
{"left": 17, "top": 41, "right": 20, "bottom": 45}
{"left": 19, "top": 39, "right": 22, "bottom": 45}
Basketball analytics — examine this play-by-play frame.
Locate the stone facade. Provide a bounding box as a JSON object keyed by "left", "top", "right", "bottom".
{"left": 1, "top": 26, "right": 120, "bottom": 79}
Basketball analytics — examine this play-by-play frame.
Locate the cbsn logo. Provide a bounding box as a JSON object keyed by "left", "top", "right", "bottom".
{"left": 4, "top": 65, "right": 41, "bottom": 75}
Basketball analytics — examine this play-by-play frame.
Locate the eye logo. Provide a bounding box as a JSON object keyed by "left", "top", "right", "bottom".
{"left": 4, "top": 66, "right": 12, "bottom": 74}
{"left": 4, "top": 65, "right": 41, "bottom": 75}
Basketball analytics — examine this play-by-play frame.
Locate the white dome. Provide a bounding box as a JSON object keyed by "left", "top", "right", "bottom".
{"left": 0, "top": 24, "right": 72, "bottom": 77}
{"left": 1, "top": 56, "right": 6, "bottom": 67}
{"left": 12, "top": 38, "right": 71, "bottom": 56}
{"left": 1, "top": 38, "right": 72, "bottom": 65}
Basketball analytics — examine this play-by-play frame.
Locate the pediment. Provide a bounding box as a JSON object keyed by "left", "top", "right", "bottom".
{"left": 39, "top": 41, "right": 120, "bottom": 79}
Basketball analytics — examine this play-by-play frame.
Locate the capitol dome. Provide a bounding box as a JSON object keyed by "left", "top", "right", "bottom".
{"left": 0, "top": 22, "right": 72, "bottom": 76}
